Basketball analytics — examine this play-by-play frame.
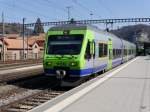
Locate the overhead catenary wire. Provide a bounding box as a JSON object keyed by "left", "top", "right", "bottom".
{"left": 42, "top": 0, "right": 82, "bottom": 20}
{"left": 18, "top": 0, "right": 60, "bottom": 21}
{"left": 96, "top": 0, "right": 116, "bottom": 18}
{"left": 72, "top": 0, "right": 91, "bottom": 13}
{"left": 71, "top": 0, "right": 101, "bottom": 19}
{"left": 0, "top": 0, "right": 51, "bottom": 21}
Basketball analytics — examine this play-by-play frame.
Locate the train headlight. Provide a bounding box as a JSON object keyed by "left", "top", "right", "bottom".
{"left": 70, "top": 62, "right": 77, "bottom": 66}
{"left": 46, "top": 62, "right": 52, "bottom": 65}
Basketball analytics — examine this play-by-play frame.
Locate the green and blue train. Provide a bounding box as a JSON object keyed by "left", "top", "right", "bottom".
{"left": 43, "top": 24, "right": 136, "bottom": 86}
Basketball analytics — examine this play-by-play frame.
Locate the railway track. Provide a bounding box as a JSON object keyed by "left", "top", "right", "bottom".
{"left": 0, "top": 75, "right": 70, "bottom": 112}
{"left": 0, "top": 72, "right": 104, "bottom": 112}
{"left": 1, "top": 89, "right": 66, "bottom": 112}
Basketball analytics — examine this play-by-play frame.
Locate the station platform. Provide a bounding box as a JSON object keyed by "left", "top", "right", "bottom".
{"left": 30, "top": 56, "right": 150, "bottom": 112}
{"left": 0, "top": 65, "right": 42, "bottom": 75}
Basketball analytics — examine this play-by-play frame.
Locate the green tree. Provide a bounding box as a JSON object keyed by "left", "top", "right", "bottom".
{"left": 33, "top": 18, "right": 44, "bottom": 35}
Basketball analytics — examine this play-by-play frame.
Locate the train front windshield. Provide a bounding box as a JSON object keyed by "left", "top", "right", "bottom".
{"left": 47, "top": 34, "right": 83, "bottom": 55}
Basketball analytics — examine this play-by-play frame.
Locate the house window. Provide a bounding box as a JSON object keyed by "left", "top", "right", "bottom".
{"left": 14, "top": 53, "right": 16, "bottom": 60}
{"left": 25, "top": 53, "right": 27, "bottom": 59}
{"left": 34, "top": 53, "right": 38, "bottom": 59}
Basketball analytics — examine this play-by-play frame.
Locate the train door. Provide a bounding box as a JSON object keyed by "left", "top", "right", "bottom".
{"left": 92, "top": 40, "right": 96, "bottom": 73}
{"left": 84, "top": 40, "right": 94, "bottom": 74}
{"left": 107, "top": 38, "right": 113, "bottom": 70}
{"left": 120, "top": 39, "right": 124, "bottom": 63}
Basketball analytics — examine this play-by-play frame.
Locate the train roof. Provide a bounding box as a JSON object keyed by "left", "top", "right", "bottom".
{"left": 48, "top": 24, "right": 135, "bottom": 45}
{"left": 49, "top": 24, "right": 106, "bottom": 33}
{"left": 49, "top": 24, "right": 117, "bottom": 36}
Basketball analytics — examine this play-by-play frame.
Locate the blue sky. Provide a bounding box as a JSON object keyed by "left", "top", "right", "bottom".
{"left": 0, "top": 0, "right": 149, "bottom": 29}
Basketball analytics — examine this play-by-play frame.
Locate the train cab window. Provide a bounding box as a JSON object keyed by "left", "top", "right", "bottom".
{"left": 47, "top": 34, "right": 83, "bottom": 55}
{"left": 85, "top": 41, "right": 91, "bottom": 59}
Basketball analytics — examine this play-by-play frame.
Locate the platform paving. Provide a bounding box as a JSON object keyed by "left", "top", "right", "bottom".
{"left": 60, "top": 56, "right": 150, "bottom": 112}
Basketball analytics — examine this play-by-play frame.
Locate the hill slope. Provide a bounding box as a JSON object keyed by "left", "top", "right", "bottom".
{"left": 111, "top": 24, "right": 150, "bottom": 43}
{"left": 0, "top": 23, "right": 32, "bottom": 34}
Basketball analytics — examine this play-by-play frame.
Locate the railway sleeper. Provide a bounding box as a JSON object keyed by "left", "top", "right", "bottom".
{"left": 49, "top": 92, "right": 63, "bottom": 95}
{"left": 41, "top": 93, "right": 59, "bottom": 97}
{"left": 8, "top": 104, "right": 33, "bottom": 110}
{"left": 17, "top": 105, "right": 34, "bottom": 110}
{"left": 36, "top": 96, "right": 52, "bottom": 100}
{"left": 4, "top": 108, "right": 27, "bottom": 112}
{"left": 26, "top": 98, "right": 48, "bottom": 103}
{"left": 20, "top": 101, "right": 41, "bottom": 106}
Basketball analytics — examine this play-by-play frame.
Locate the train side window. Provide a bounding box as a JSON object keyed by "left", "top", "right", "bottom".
{"left": 113, "top": 49, "right": 115, "bottom": 59}
{"left": 93, "top": 41, "right": 96, "bottom": 59}
{"left": 85, "top": 41, "right": 91, "bottom": 59}
{"left": 104, "top": 44, "right": 108, "bottom": 56}
{"left": 124, "top": 49, "right": 126, "bottom": 55}
{"left": 117, "top": 49, "right": 119, "bottom": 57}
{"left": 99, "top": 43, "right": 107, "bottom": 58}
{"left": 125, "top": 49, "right": 127, "bottom": 55}
{"left": 116, "top": 49, "right": 118, "bottom": 58}
{"left": 119, "top": 49, "right": 121, "bottom": 56}
{"left": 116, "top": 49, "right": 118, "bottom": 57}
{"left": 99, "top": 43, "right": 103, "bottom": 57}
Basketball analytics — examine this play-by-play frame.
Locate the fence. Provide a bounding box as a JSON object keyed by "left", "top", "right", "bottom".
{"left": 0, "top": 51, "right": 43, "bottom": 61}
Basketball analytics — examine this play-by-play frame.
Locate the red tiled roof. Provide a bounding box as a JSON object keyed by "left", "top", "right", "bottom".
{"left": 4, "top": 38, "right": 31, "bottom": 50}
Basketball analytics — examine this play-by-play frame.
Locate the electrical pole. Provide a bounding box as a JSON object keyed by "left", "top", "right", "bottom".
{"left": 22, "top": 18, "right": 25, "bottom": 60}
{"left": 66, "top": 6, "right": 71, "bottom": 21}
{"left": 27, "top": 31, "right": 29, "bottom": 59}
{"left": 2, "top": 12, "right": 5, "bottom": 61}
